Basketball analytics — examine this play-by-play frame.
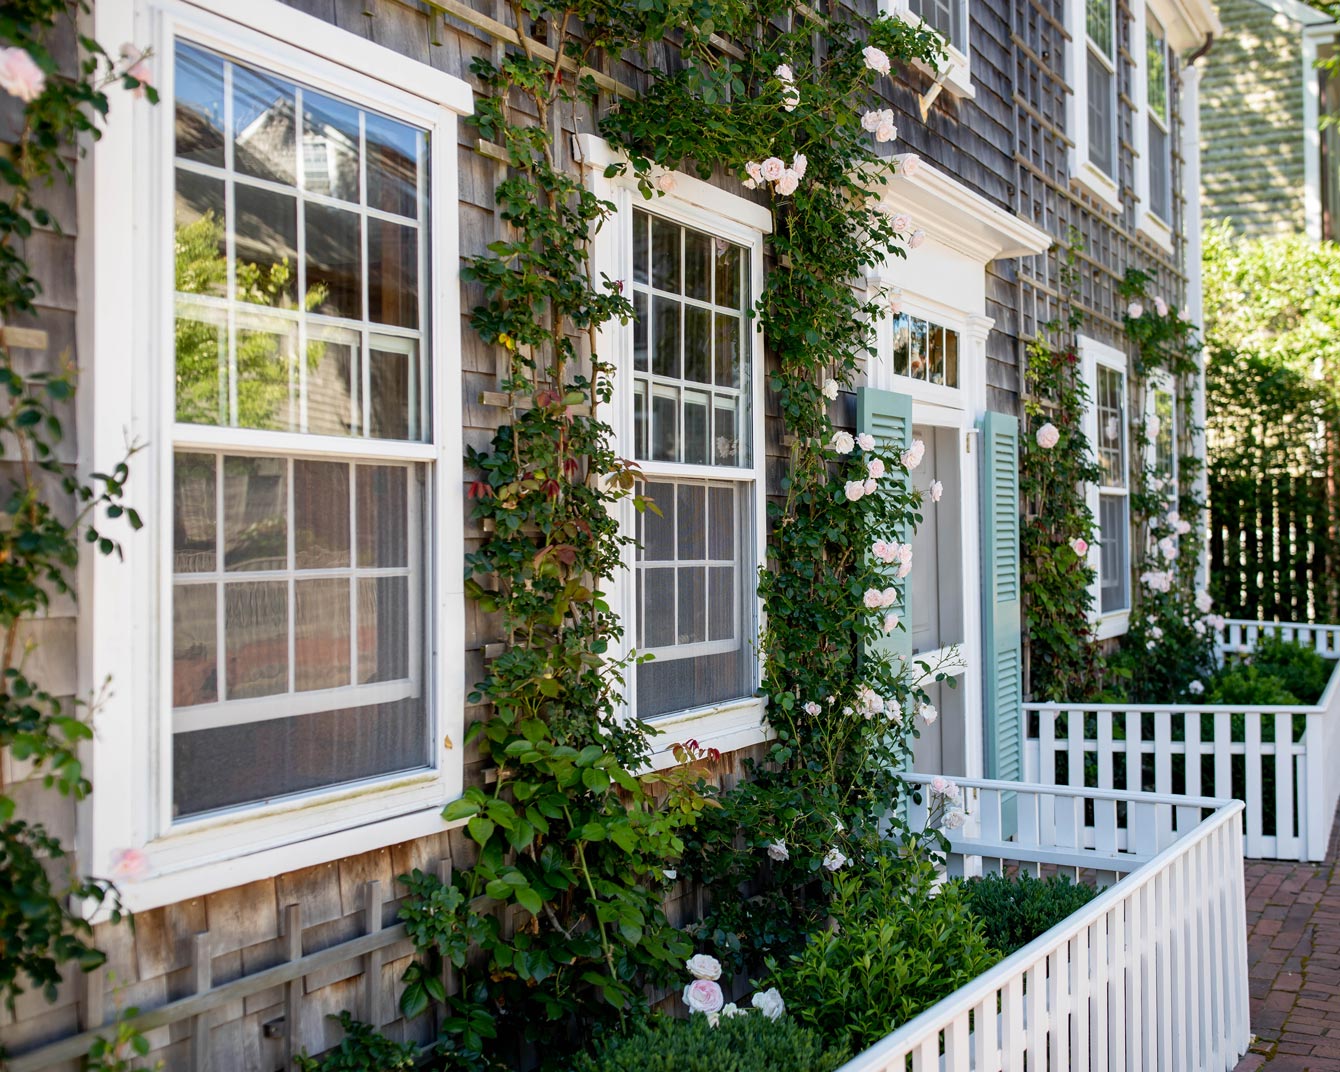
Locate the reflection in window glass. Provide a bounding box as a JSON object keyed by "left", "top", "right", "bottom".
{"left": 1153, "top": 386, "right": 1176, "bottom": 480}
{"left": 908, "top": 0, "right": 964, "bottom": 50}
{"left": 1092, "top": 361, "right": 1130, "bottom": 616}
{"left": 172, "top": 40, "right": 428, "bottom": 441}
{"left": 890, "top": 313, "right": 961, "bottom": 388}
{"left": 1146, "top": 13, "right": 1171, "bottom": 222}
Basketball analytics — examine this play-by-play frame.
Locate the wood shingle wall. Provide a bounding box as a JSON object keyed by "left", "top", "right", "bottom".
{"left": 0, "top": 0, "right": 1191, "bottom": 1066}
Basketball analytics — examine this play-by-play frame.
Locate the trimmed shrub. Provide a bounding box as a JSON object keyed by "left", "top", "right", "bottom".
{"left": 1245, "top": 636, "right": 1335, "bottom": 705}
{"left": 955, "top": 871, "right": 1099, "bottom": 956}
{"left": 768, "top": 859, "right": 998, "bottom": 1052}
{"left": 576, "top": 1013, "right": 848, "bottom": 1072}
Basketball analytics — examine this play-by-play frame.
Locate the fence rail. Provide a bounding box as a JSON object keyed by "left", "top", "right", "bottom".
{"left": 1025, "top": 620, "right": 1340, "bottom": 861}
{"left": 842, "top": 776, "right": 1250, "bottom": 1072}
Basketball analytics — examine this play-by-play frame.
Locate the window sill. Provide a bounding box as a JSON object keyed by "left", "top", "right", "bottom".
{"left": 1137, "top": 211, "right": 1174, "bottom": 255}
{"left": 642, "top": 695, "right": 771, "bottom": 771}
{"left": 1071, "top": 159, "right": 1122, "bottom": 213}
{"left": 1094, "top": 611, "right": 1131, "bottom": 642}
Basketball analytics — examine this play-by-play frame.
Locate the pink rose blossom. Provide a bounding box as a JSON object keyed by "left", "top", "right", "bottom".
{"left": 822, "top": 378, "right": 839, "bottom": 400}
{"left": 883, "top": 612, "right": 900, "bottom": 634}
{"left": 1127, "top": 301, "right": 1144, "bottom": 318}
{"left": 120, "top": 44, "right": 152, "bottom": 98}
{"left": 1035, "top": 422, "right": 1060, "bottom": 449}
{"left": 902, "top": 439, "right": 925, "bottom": 469}
{"left": 856, "top": 432, "right": 875, "bottom": 451}
{"left": 1154, "top": 296, "right": 1168, "bottom": 316}
{"left": 864, "top": 588, "right": 885, "bottom": 609}
{"left": 656, "top": 172, "right": 677, "bottom": 193}
{"left": 867, "top": 457, "right": 886, "bottom": 479}
{"left": 929, "top": 480, "right": 943, "bottom": 503}
{"left": 908, "top": 228, "right": 926, "bottom": 248}
{"left": 863, "top": 477, "right": 877, "bottom": 494}
{"left": 761, "top": 157, "right": 786, "bottom": 182}
{"left": 876, "top": 121, "right": 898, "bottom": 143}
{"left": 897, "top": 560, "right": 912, "bottom": 579}
{"left": 0, "top": 47, "right": 45, "bottom": 103}
{"left": 775, "top": 169, "right": 799, "bottom": 196}
{"left": 844, "top": 480, "right": 866, "bottom": 502}
{"left": 109, "top": 847, "right": 150, "bottom": 883}
{"left": 863, "top": 45, "right": 892, "bottom": 75}
{"left": 803, "top": 700, "right": 821, "bottom": 716}
{"left": 1071, "top": 537, "right": 1089, "bottom": 556}
{"left": 792, "top": 153, "right": 808, "bottom": 178}
{"left": 831, "top": 431, "right": 855, "bottom": 454}
{"left": 881, "top": 586, "right": 899, "bottom": 606}
{"left": 891, "top": 213, "right": 912, "bottom": 232}
{"left": 745, "top": 161, "right": 763, "bottom": 184}
{"left": 683, "top": 978, "right": 725, "bottom": 1015}
{"left": 897, "top": 153, "right": 922, "bottom": 177}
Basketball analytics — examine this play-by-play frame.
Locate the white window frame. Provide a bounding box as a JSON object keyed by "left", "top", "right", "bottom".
{"left": 1079, "top": 335, "right": 1131, "bottom": 639}
{"left": 79, "top": 0, "right": 471, "bottom": 912}
{"left": 884, "top": 0, "right": 976, "bottom": 99}
{"left": 1134, "top": 2, "right": 1175, "bottom": 251}
{"left": 576, "top": 135, "right": 770, "bottom": 770}
{"left": 1303, "top": 22, "right": 1340, "bottom": 241}
{"left": 1066, "top": 0, "right": 1123, "bottom": 210}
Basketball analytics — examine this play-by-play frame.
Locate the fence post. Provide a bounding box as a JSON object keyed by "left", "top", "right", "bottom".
{"left": 1304, "top": 710, "right": 1326, "bottom": 861}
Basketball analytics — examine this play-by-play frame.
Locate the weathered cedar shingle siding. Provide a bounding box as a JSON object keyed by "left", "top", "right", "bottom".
{"left": 1201, "top": 0, "right": 1310, "bottom": 236}
{"left": 0, "top": 0, "right": 1194, "bottom": 1065}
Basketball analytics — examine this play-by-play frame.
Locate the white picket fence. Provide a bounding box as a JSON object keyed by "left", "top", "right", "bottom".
{"left": 842, "top": 776, "right": 1249, "bottom": 1072}
{"left": 1024, "top": 620, "right": 1340, "bottom": 861}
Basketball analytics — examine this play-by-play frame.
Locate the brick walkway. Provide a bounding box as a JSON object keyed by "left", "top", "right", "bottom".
{"left": 1236, "top": 813, "right": 1340, "bottom": 1071}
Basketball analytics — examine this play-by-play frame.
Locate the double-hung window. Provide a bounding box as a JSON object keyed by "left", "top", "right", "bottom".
{"left": 170, "top": 41, "right": 435, "bottom": 817}
{"left": 1149, "top": 373, "right": 1177, "bottom": 485}
{"left": 84, "top": 0, "right": 470, "bottom": 906}
{"left": 1081, "top": 338, "right": 1131, "bottom": 632}
{"left": 884, "top": 0, "right": 974, "bottom": 97}
{"left": 629, "top": 209, "right": 758, "bottom": 720}
{"left": 1145, "top": 13, "right": 1172, "bottom": 224}
{"left": 906, "top": 0, "right": 966, "bottom": 53}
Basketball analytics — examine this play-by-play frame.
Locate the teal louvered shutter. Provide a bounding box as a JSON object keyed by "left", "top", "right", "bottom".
{"left": 857, "top": 387, "right": 914, "bottom": 665}
{"left": 980, "top": 411, "right": 1024, "bottom": 820}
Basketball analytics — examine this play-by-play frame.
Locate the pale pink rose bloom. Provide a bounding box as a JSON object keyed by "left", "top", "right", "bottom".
{"left": 929, "top": 479, "right": 943, "bottom": 502}
{"left": 109, "top": 847, "right": 151, "bottom": 883}
{"left": 1071, "top": 537, "right": 1089, "bottom": 556}
{"left": 831, "top": 430, "right": 855, "bottom": 454}
{"left": 876, "top": 121, "right": 898, "bottom": 143}
{"left": 897, "top": 153, "right": 922, "bottom": 177}
{"left": 775, "top": 170, "right": 799, "bottom": 196}
{"left": 896, "top": 543, "right": 913, "bottom": 566}
{"left": 683, "top": 979, "right": 725, "bottom": 1015}
{"left": 745, "top": 161, "right": 763, "bottom": 183}
{"left": 1153, "top": 296, "right": 1168, "bottom": 316}
{"left": 872, "top": 539, "right": 893, "bottom": 562}
{"left": 863, "top": 477, "right": 877, "bottom": 494}
{"left": 897, "top": 560, "right": 912, "bottom": 579}
{"left": 930, "top": 775, "right": 952, "bottom": 795}
{"left": 782, "top": 86, "right": 800, "bottom": 111}
{"left": 792, "top": 153, "right": 808, "bottom": 178}
{"left": 883, "top": 612, "right": 900, "bottom": 634}
{"left": 868, "top": 457, "right": 886, "bottom": 479}
{"left": 121, "top": 44, "right": 152, "bottom": 98}
{"left": 1176, "top": 519, "right": 1191, "bottom": 535}
{"left": 803, "top": 700, "right": 822, "bottom": 716}
{"left": 863, "top": 45, "right": 892, "bottom": 75}
{"left": 943, "top": 807, "right": 967, "bottom": 829}
{"left": 775, "top": 63, "right": 795, "bottom": 82}
{"left": 864, "top": 588, "right": 885, "bottom": 609}
{"left": 891, "top": 213, "right": 912, "bottom": 232}
{"left": 742, "top": 178, "right": 758, "bottom": 190}
{"left": 822, "top": 846, "right": 849, "bottom": 871}
{"left": 686, "top": 953, "right": 723, "bottom": 980}
{"left": 856, "top": 432, "right": 875, "bottom": 451}
{"left": 881, "top": 586, "right": 899, "bottom": 606}
{"left": 902, "top": 439, "right": 925, "bottom": 469}
{"left": 1035, "top": 422, "right": 1060, "bottom": 449}
{"left": 766, "top": 839, "right": 789, "bottom": 861}
{"left": 918, "top": 701, "right": 938, "bottom": 724}
{"left": 761, "top": 157, "right": 786, "bottom": 182}
{"left": 822, "top": 378, "right": 839, "bottom": 400}
{"left": 0, "top": 47, "right": 45, "bottom": 103}
{"left": 908, "top": 228, "right": 927, "bottom": 248}
{"left": 1127, "top": 301, "right": 1144, "bottom": 318}
{"left": 844, "top": 480, "right": 866, "bottom": 502}
{"left": 861, "top": 110, "right": 884, "bottom": 132}
{"left": 656, "top": 172, "right": 677, "bottom": 193}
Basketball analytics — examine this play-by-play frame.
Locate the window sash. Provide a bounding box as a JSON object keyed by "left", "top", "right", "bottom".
{"left": 1086, "top": 49, "right": 1117, "bottom": 177}
{"left": 908, "top": 0, "right": 965, "bottom": 50}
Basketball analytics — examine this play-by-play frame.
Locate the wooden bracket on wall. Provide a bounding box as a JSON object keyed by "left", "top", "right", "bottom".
{"left": 0, "top": 326, "right": 48, "bottom": 350}
{"left": 917, "top": 60, "right": 956, "bottom": 122}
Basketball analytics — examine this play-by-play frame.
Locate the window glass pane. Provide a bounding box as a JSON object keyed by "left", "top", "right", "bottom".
{"left": 173, "top": 583, "right": 217, "bottom": 707}
{"left": 294, "top": 460, "right": 350, "bottom": 569}
{"left": 1099, "top": 494, "right": 1130, "bottom": 613}
{"left": 714, "top": 241, "right": 741, "bottom": 307}
{"left": 356, "top": 465, "right": 409, "bottom": 567}
{"left": 909, "top": 318, "right": 928, "bottom": 380}
{"left": 225, "top": 580, "right": 289, "bottom": 699}
{"left": 633, "top": 292, "right": 648, "bottom": 371}
{"left": 892, "top": 313, "right": 910, "bottom": 377}
{"left": 944, "top": 329, "right": 959, "bottom": 388}
{"left": 1149, "top": 119, "right": 1170, "bottom": 221}
{"left": 685, "top": 230, "right": 711, "bottom": 301}
{"left": 302, "top": 89, "right": 360, "bottom": 202}
{"left": 224, "top": 455, "right": 287, "bottom": 571}
{"left": 1146, "top": 16, "right": 1168, "bottom": 121}
{"left": 296, "top": 578, "right": 351, "bottom": 691}
{"left": 1096, "top": 364, "right": 1126, "bottom": 488}
{"left": 233, "top": 64, "right": 296, "bottom": 185}
{"left": 1087, "top": 53, "right": 1115, "bottom": 176}
{"left": 1087, "top": 0, "right": 1112, "bottom": 55}
{"left": 684, "top": 306, "right": 711, "bottom": 384}
{"left": 652, "top": 296, "right": 680, "bottom": 378}
{"left": 358, "top": 576, "right": 409, "bottom": 684}
{"left": 651, "top": 215, "right": 680, "bottom": 292}
{"left": 714, "top": 314, "right": 740, "bottom": 388}
{"left": 1153, "top": 388, "right": 1176, "bottom": 479}
{"left": 175, "top": 42, "right": 225, "bottom": 167}
{"left": 305, "top": 202, "right": 362, "bottom": 319}
{"left": 175, "top": 453, "right": 217, "bottom": 573}
{"left": 909, "top": 0, "right": 963, "bottom": 48}
{"left": 173, "top": 42, "right": 428, "bottom": 441}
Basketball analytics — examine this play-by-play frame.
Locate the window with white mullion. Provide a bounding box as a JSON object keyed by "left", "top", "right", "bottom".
{"left": 1094, "top": 362, "right": 1130, "bottom": 614}
{"left": 170, "top": 36, "right": 433, "bottom": 819}
{"left": 629, "top": 207, "right": 756, "bottom": 719}
{"left": 1145, "top": 11, "right": 1172, "bottom": 223}
{"left": 1085, "top": 0, "right": 1118, "bottom": 179}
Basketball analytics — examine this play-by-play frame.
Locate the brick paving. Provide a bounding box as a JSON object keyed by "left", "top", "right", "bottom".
{"left": 1236, "top": 812, "right": 1340, "bottom": 1071}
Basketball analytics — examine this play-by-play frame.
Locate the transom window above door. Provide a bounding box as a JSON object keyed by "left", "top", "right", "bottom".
{"left": 891, "top": 313, "right": 961, "bottom": 388}
{"left": 631, "top": 209, "right": 751, "bottom": 468}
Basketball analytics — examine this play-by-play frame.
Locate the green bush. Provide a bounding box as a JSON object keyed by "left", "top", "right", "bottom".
{"left": 768, "top": 858, "right": 998, "bottom": 1052}
{"left": 1205, "top": 665, "right": 1301, "bottom": 706}
{"left": 1245, "top": 636, "right": 1335, "bottom": 705}
{"left": 954, "top": 872, "right": 1098, "bottom": 956}
{"left": 576, "top": 1012, "right": 848, "bottom": 1072}
{"left": 295, "top": 1013, "right": 419, "bottom": 1071}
